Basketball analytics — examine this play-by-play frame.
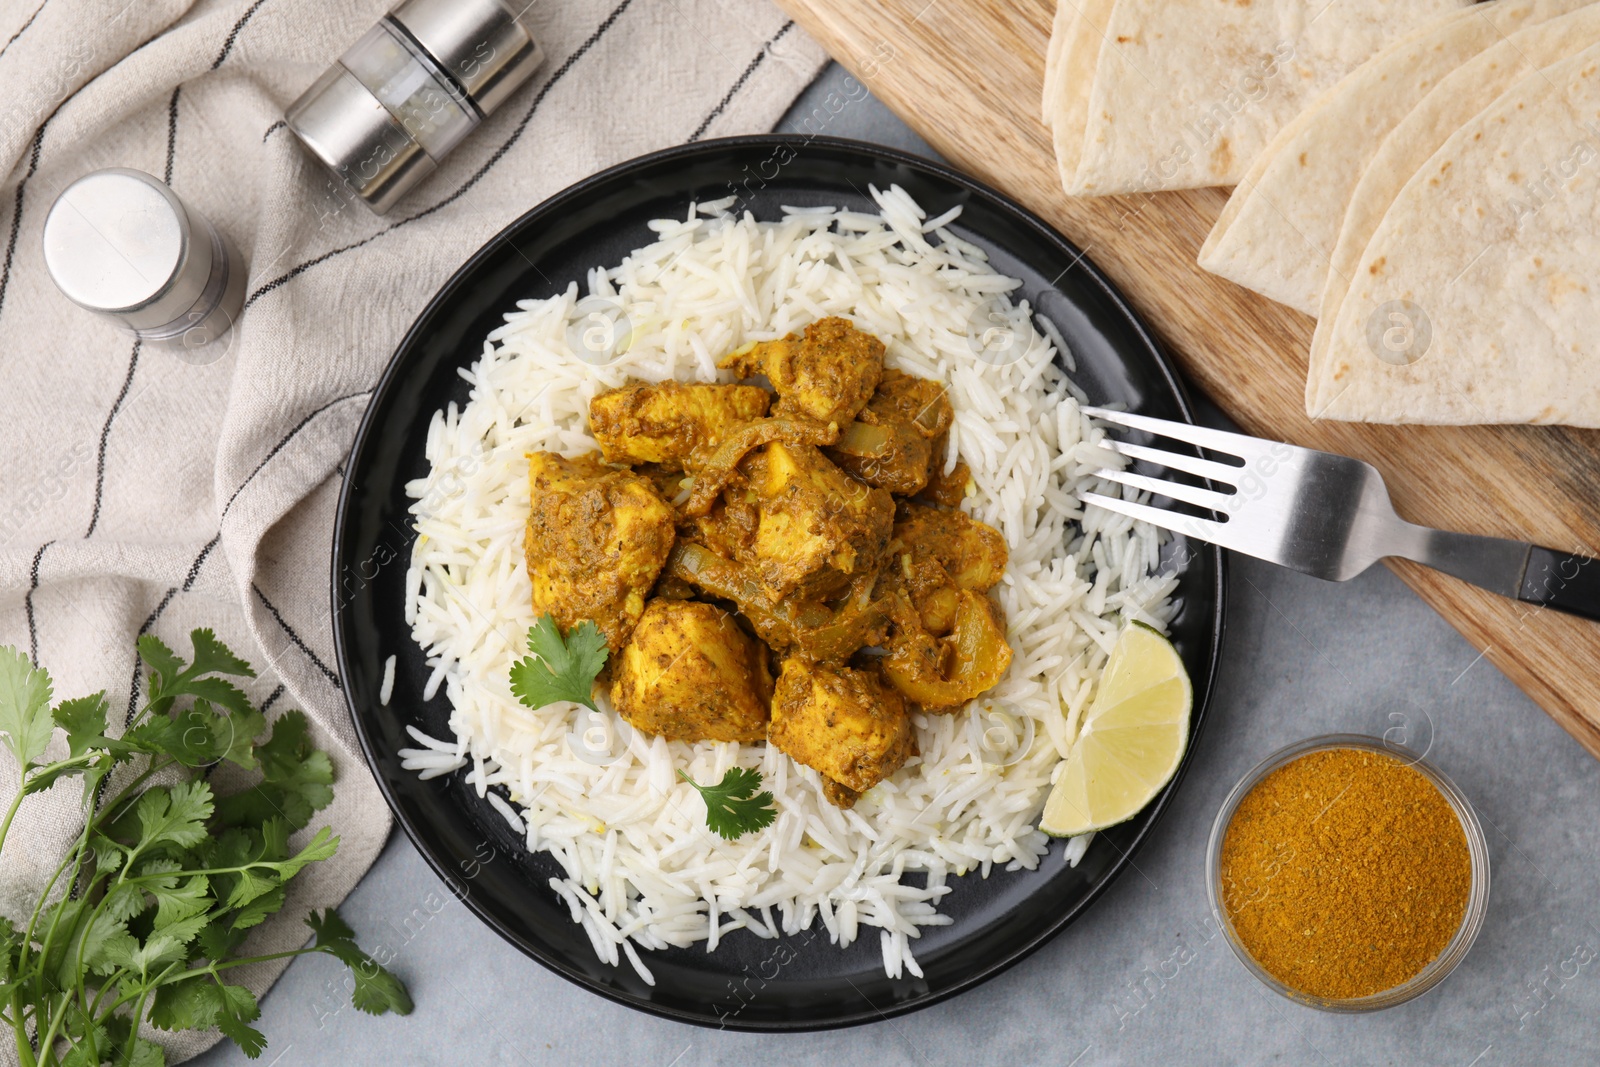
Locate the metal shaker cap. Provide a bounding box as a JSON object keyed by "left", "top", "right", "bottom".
{"left": 390, "top": 0, "right": 544, "bottom": 115}
{"left": 284, "top": 0, "right": 542, "bottom": 215}
{"left": 285, "top": 63, "right": 437, "bottom": 217}
{"left": 42, "top": 168, "right": 210, "bottom": 330}
{"left": 42, "top": 168, "right": 245, "bottom": 362}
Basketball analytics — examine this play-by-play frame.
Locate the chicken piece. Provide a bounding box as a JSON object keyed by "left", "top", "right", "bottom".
{"left": 826, "top": 417, "right": 933, "bottom": 497}
{"left": 822, "top": 779, "right": 862, "bottom": 808}
{"left": 749, "top": 441, "right": 893, "bottom": 601}
{"left": 720, "top": 317, "right": 884, "bottom": 426}
{"left": 589, "top": 381, "right": 770, "bottom": 470}
{"left": 768, "top": 658, "right": 914, "bottom": 806}
{"left": 677, "top": 417, "right": 839, "bottom": 517}
{"left": 822, "top": 369, "right": 951, "bottom": 495}
{"left": 679, "top": 484, "right": 760, "bottom": 565}
{"left": 866, "top": 368, "right": 953, "bottom": 439}
{"left": 611, "top": 599, "right": 773, "bottom": 743}
{"left": 894, "top": 503, "right": 1007, "bottom": 592}
{"left": 524, "top": 452, "right": 675, "bottom": 652}
{"left": 921, "top": 455, "right": 971, "bottom": 508}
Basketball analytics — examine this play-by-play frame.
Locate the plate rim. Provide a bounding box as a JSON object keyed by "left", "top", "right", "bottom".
{"left": 330, "top": 133, "right": 1228, "bottom": 1032}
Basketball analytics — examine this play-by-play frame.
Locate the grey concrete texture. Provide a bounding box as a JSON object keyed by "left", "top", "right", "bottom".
{"left": 194, "top": 65, "right": 1600, "bottom": 1067}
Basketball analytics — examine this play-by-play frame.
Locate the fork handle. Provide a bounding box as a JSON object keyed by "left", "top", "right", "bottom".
{"left": 1401, "top": 527, "right": 1600, "bottom": 623}
{"left": 1518, "top": 546, "right": 1600, "bottom": 623}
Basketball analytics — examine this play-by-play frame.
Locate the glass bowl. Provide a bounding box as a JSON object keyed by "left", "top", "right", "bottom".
{"left": 1204, "top": 733, "right": 1491, "bottom": 1012}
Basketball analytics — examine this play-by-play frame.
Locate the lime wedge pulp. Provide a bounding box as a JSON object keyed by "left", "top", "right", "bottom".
{"left": 1040, "top": 621, "right": 1192, "bottom": 837}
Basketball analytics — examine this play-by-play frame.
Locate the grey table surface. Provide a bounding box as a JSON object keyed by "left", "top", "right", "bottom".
{"left": 195, "top": 65, "right": 1600, "bottom": 1067}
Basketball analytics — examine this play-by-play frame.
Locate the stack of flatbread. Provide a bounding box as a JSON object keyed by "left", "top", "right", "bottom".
{"left": 1043, "top": 0, "right": 1473, "bottom": 195}
{"left": 1046, "top": 0, "right": 1600, "bottom": 427}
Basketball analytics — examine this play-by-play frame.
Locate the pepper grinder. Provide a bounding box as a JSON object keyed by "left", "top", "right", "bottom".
{"left": 41, "top": 168, "right": 246, "bottom": 364}
{"left": 284, "top": 0, "right": 545, "bottom": 214}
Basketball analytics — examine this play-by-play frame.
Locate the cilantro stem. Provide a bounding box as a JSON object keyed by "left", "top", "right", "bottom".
{"left": 19, "top": 849, "right": 78, "bottom": 978}
{"left": 83, "top": 964, "right": 125, "bottom": 1022}
{"left": 31, "top": 989, "right": 77, "bottom": 1067}
{"left": 12, "top": 749, "right": 157, "bottom": 1053}
{"left": 29, "top": 820, "right": 95, "bottom": 1010}
{"left": 0, "top": 784, "right": 25, "bottom": 860}
{"left": 21, "top": 754, "right": 121, "bottom": 953}
{"left": 14, "top": 799, "right": 96, "bottom": 1067}
{"left": 70, "top": 960, "right": 181, "bottom": 1067}
{"left": 123, "top": 693, "right": 159, "bottom": 734}
{"left": 0, "top": 754, "right": 94, "bottom": 861}
{"left": 13, "top": 753, "right": 146, "bottom": 1064}
{"left": 10, "top": 990, "right": 34, "bottom": 1067}
{"left": 121, "top": 859, "right": 293, "bottom": 883}
{"left": 27, "top": 995, "right": 68, "bottom": 1067}
{"left": 164, "top": 948, "right": 315, "bottom": 980}
{"left": 121, "top": 983, "right": 157, "bottom": 1066}
{"left": 88, "top": 961, "right": 177, "bottom": 1027}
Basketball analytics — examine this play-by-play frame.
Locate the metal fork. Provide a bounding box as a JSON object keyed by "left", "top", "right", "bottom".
{"left": 1079, "top": 406, "right": 1600, "bottom": 622}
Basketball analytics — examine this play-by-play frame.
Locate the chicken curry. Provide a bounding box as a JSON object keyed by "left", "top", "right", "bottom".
{"left": 523, "top": 317, "right": 1013, "bottom": 808}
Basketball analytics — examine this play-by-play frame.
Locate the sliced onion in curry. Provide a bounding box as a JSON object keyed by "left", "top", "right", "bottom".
{"left": 831, "top": 420, "right": 893, "bottom": 457}
{"left": 907, "top": 395, "right": 951, "bottom": 437}
{"left": 882, "top": 589, "right": 1012, "bottom": 709}
{"left": 667, "top": 541, "right": 889, "bottom": 662}
{"left": 680, "top": 416, "right": 839, "bottom": 516}
{"left": 665, "top": 541, "right": 831, "bottom": 645}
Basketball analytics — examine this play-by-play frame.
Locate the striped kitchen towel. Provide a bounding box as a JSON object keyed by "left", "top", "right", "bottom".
{"left": 0, "top": 0, "right": 824, "bottom": 1060}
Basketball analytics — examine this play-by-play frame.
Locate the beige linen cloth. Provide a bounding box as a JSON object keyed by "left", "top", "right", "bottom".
{"left": 0, "top": 0, "right": 825, "bottom": 1059}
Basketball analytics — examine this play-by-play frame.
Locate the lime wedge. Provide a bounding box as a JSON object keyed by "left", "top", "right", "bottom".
{"left": 1040, "top": 621, "right": 1192, "bottom": 837}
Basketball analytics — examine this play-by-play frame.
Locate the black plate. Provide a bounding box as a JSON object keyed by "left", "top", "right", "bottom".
{"left": 332, "top": 136, "right": 1226, "bottom": 1032}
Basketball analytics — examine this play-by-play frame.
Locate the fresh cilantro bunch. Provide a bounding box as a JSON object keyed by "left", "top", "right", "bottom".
{"left": 0, "top": 630, "right": 410, "bottom": 1067}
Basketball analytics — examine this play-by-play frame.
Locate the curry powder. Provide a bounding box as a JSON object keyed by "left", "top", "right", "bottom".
{"left": 1219, "top": 747, "right": 1471, "bottom": 1000}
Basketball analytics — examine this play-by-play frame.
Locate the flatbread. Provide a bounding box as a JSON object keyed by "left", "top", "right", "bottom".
{"left": 1309, "top": 6, "right": 1600, "bottom": 417}
{"left": 1198, "top": 0, "right": 1587, "bottom": 317}
{"left": 1309, "top": 41, "right": 1600, "bottom": 425}
{"left": 1048, "top": 0, "right": 1118, "bottom": 188}
{"left": 1061, "top": 0, "right": 1472, "bottom": 196}
{"left": 1042, "top": 0, "right": 1077, "bottom": 126}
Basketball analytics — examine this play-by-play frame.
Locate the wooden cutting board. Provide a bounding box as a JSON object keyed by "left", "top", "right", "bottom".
{"left": 776, "top": 0, "right": 1600, "bottom": 759}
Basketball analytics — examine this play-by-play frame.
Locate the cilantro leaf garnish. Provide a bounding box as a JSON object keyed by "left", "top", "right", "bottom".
{"left": 211, "top": 709, "right": 333, "bottom": 831}
{"left": 52, "top": 693, "right": 108, "bottom": 760}
{"left": 0, "top": 629, "right": 410, "bottom": 1064}
{"left": 510, "top": 615, "right": 609, "bottom": 712}
{"left": 133, "top": 780, "right": 215, "bottom": 857}
{"left": 677, "top": 766, "right": 778, "bottom": 840}
{"left": 307, "top": 909, "right": 414, "bottom": 1015}
{"left": 150, "top": 978, "right": 265, "bottom": 1058}
{"left": 0, "top": 645, "right": 54, "bottom": 767}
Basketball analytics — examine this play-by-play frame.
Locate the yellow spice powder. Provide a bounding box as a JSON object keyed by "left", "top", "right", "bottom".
{"left": 1219, "top": 747, "right": 1471, "bottom": 1000}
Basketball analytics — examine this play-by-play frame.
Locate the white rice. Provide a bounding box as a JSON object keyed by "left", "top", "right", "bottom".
{"left": 379, "top": 654, "right": 396, "bottom": 706}
{"left": 400, "top": 186, "right": 1177, "bottom": 977}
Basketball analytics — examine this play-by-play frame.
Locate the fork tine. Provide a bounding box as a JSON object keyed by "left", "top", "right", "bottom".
{"left": 1081, "top": 405, "right": 1280, "bottom": 463}
{"left": 1079, "top": 491, "right": 1231, "bottom": 549}
{"left": 1098, "top": 440, "right": 1243, "bottom": 486}
{"left": 1093, "top": 468, "right": 1233, "bottom": 512}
